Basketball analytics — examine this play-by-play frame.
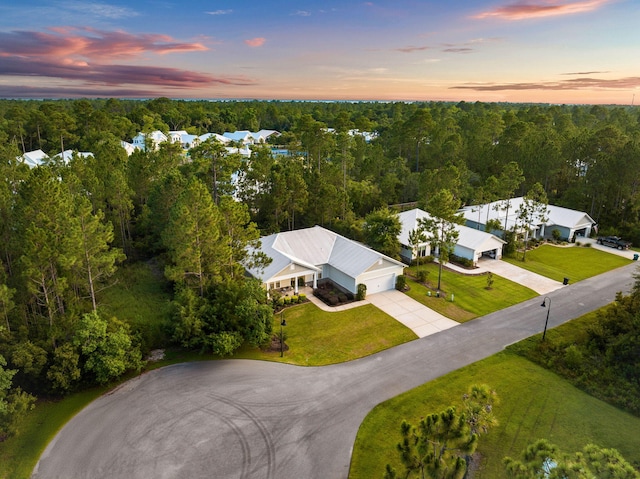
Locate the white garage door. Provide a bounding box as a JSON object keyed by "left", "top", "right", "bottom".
{"left": 363, "top": 274, "right": 396, "bottom": 295}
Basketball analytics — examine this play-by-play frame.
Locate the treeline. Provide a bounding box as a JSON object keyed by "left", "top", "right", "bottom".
{"left": 1, "top": 98, "right": 640, "bottom": 438}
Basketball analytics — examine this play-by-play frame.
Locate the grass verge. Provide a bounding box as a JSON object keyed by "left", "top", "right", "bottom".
{"left": 233, "top": 301, "right": 418, "bottom": 365}
{"left": 349, "top": 351, "right": 640, "bottom": 479}
{"left": 0, "top": 387, "right": 108, "bottom": 479}
{"left": 503, "top": 244, "right": 631, "bottom": 282}
{"left": 349, "top": 309, "right": 640, "bottom": 479}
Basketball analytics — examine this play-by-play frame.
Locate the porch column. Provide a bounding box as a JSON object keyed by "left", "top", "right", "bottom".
{"left": 313, "top": 272, "right": 318, "bottom": 289}
{"left": 294, "top": 276, "right": 299, "bottom": 294}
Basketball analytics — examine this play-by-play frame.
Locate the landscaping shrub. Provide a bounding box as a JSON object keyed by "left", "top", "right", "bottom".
{"left": 395, "top": 275, "right": 406, "bottom": 291}
{"left": 298, "top": 293, "right": 307, "bottom": 301}
{"left": 283, "top": 296, "right": 291, "bottom": 305}
{"left": 291, "top": 295, "right": 299, "bottom": 303}
{"left": 416, "top": 269, "right": 429, "bottom": 283}
{"left": 450, "top": 254, "right": 473, "bottom": 268}
{"left": 356, "top": 283, "right": 367, "bottom": 300}
{"left": 338, "top": 293, "right": 347, "bottom": 303}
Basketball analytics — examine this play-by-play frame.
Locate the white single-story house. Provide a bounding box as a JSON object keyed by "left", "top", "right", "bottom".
{"left": 245, "top": 225, "right": 406, "bottom": 296}
{"left": 398, "top": 208, "right": 506, "bottom": 266}
{"left": 460, "top": 198, "right": 596, "bottom": 241}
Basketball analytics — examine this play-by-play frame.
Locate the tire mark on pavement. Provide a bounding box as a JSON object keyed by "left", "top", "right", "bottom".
{"left": 206, "top": 392, "right": 276, "bottom": 479}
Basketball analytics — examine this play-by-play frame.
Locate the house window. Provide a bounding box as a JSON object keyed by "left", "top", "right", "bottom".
{"left": 275, "top": 281, "right": 281, "bottom": 288}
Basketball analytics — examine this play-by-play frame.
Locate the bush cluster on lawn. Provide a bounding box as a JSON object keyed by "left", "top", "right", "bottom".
{"left": 273, "top": 293, "right": 308, "bottom": 310}
{"left": 449, "top": 254, "right": 474, "bottom": 268}
{"left": 314, "top": 281, "right": 354, "bottom": 306}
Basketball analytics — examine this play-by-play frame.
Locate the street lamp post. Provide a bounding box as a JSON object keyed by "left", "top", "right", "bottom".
{"left": 280, "top": 312, "right": 286, "bottom": 357}
{"left": 540, "top": 296, "right": 551, "bottom": 341}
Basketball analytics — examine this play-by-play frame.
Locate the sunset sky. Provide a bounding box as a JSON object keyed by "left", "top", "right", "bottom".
{"left": 0, "top": 0, "right": 638, "bottom": 104}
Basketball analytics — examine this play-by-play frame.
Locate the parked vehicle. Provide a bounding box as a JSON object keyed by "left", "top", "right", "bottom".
{"left": 596, "top": 236, "right": 632, "bottom": 250}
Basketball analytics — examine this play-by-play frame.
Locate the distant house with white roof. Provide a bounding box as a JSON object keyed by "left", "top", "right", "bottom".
{"left": 199, "top": 133, "right": 231, "bottom": 145}
{"left": 253, "top": 129, "right": 281, "bottom": 143}
{"left": 18, "top": 149, "right": 49, "bottom": 168}
{"left": 53, "top": 150, "right": 94, "bottom": 164}
{"left": 246, "top": 225, "right": 405, "bottom": 296}
{"left": 460, "top": 198, "right": 596, "bottom": 241}
{"left": 128, "top": 129, "right": 279, "bottom": 157}
{"left": 120, "top": 141, "right": 136, "bottom": 156}
{"left": 132, "top": 130, "right": 168, "bottom": 151}
{"left": 398, "top": 208, "right": 506, "bottom": 266}
{"left": 223, "top": 131, "right": 255, "bottom": 145}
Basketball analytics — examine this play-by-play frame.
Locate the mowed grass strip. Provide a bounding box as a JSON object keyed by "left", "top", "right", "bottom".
{"left": 405, "top": 264, "right": 538, "bottom": 321}
{"left": 0, "top": 387, "right": 108, "bottom": 479}
{"left": 348, "top": 351, "right": 640, "bottom": 479}
{"left": 233, "top": 302, "right": 418, "bottom": 365}
{"left": 503, "top": 244, "right": 631, "bottom": 282}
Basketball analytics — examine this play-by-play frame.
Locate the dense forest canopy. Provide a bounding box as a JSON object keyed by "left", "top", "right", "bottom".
{"left": 1, "top": 98, "right": 640, "bottom": 437}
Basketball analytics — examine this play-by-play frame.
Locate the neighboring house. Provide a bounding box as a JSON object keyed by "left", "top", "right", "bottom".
{"left": 326, "top": 128, "right": 378, "bottom": 143}
{"left": 226, "top": 145, "right": 252, "bottom": 158}
{"left": 120, "top": 141, "right": 136, "bottom": 156}
{"left": 132, "top": 130, "right": 168, "bottom": 151}
{"left": 223, "top": 130, "right": 255, "bottom": 145}
{"left": 18, "top": 149, "right": 49, "bottom": 168}
{"left": 199, "top": 132, "right": 231, "bottom": 145}
{"left": 53, "top": 149, "right": 94, "bottom": 164}
{"left": 398, "top": 208, "right": 506, "bottom": 266}
{"left": 246, "top": 226, "right": 405, "bottom": 296}
{"left": 460, "top": 198, "right": 596, "bottom": 241}
{"left": 254, "top": 129, "right": 281, "bottom": 143}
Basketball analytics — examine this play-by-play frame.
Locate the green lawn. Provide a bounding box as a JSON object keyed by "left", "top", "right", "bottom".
{"left": 405, "top": 264, "right": 538, "bottom": 322}
{"left": 503, "top": 244, "right": 631, "bottom": 282}
{"left": 232, "top": 301, "right": 418, "bottom": 365}
{"left": 349, "top": 351, "right": 640, "bottom": 479}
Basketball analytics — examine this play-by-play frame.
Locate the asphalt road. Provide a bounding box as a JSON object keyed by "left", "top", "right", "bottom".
{"left": 32, "top": 262, "right": 637, "bottom": 479}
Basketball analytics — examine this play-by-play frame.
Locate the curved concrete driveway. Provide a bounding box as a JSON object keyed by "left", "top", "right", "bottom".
{"left": 32, "top": 263, "right": 637, "bottom": 479}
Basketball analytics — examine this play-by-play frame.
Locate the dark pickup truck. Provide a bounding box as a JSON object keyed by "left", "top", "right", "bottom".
{"left": 596, "top": 236, "right": 632, "bottom": 250}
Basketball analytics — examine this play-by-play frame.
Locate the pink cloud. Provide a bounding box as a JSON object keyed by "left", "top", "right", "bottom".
{"left": 0, "top": 27, "right": 255, "bottom": 91}
{"left": 244, "top": 37, "right": 266, "bottom": 47}
{"left": 395, "top": 45, "right": 430, "bottom": 53}
{"left": 0, "top": 55, "right": 255, "bottom": 88}
{"left": 0, "top": 28, "right": 208, "bottom": 61}
{"left": 473, "top": 0, "right": 611, "bottom": 20}
{"left": 452, "top": 76, "right": 640, "bottom": 91}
